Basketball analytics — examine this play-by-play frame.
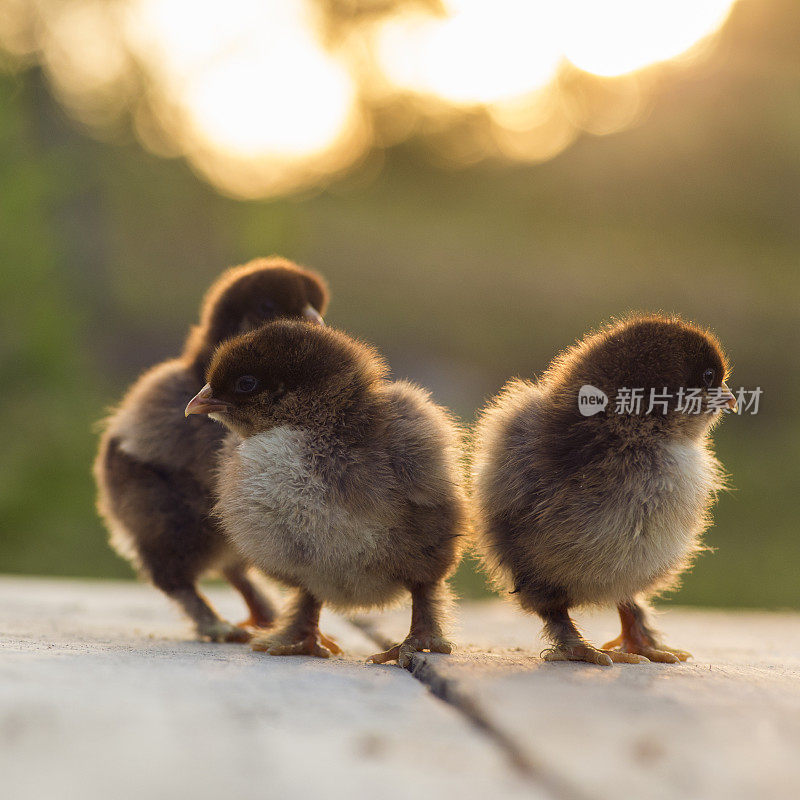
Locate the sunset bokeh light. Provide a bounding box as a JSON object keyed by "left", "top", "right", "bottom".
{"left": 0, "top": 0, "right": 741, "bottom": 197}
{"left": 123, "top": 0, "right": 364, "bottom": 196}
{"left": 127, "top": 0, "right": 358, "bottom": 157}
{"left": 374, "top": 0, "right": 563, "bottom": 105}
{"left": 562, "top": 0, "right": 737, "bottom": 76}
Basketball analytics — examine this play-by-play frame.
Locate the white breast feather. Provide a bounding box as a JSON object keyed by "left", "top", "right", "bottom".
{"left": 574, "top": 439, "right": 719, "bottom": 602}
{"left": 217, "top": 426, "right": 401, "bottom": 609}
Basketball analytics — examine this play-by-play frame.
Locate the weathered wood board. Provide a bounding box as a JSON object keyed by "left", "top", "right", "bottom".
{"left": 365, "top": 601, "right": 800, "bottom": 800}
{"left": 0, "top": 578, "right": 540, "bottom": 800}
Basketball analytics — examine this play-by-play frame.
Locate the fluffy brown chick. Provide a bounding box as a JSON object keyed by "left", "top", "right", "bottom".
{"left": 94, "top": 257, "right": 328, "bottom": 642}
{"left": 186, "top": 321, "right": 466, "bottom": 666}
{"left": 472, "top": 314, "right": 734, "bottom": 666}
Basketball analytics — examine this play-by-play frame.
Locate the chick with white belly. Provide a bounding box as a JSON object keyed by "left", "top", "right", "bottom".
{"left": 187, "top": 321, "right": 466, "bottom": 666}
{"left": 472, "top": 314, "right": 734, "bottom": 666}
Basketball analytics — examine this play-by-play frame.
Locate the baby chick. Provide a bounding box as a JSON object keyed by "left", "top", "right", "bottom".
{"left": 95, "top": 257, "right": 328, "bottom": 642}
{"left": 185, "top": 321, "right": 465, "bottom": 666}
{"left": 472, "top": 314, "right": 734, "bottom": 665}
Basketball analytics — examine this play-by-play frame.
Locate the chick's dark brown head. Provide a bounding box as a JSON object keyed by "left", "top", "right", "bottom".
{"left": 183, "top": 257, "right": 329, "bottom": 370}
{"left": 547, "top": 314, "right": 734, "bottom": 438}
{"left": 185, "top": 320, "right": 387, "bottom": 438}
{"left": 201, "top": 257, "right": 328, "bottom": 339}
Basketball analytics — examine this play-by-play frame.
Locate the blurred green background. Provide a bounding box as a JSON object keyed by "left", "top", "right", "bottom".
{"left": 1, "top": 0, "right": 798, "bottom": 607}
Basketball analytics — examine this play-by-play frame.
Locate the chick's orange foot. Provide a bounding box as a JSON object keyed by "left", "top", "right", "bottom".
{"left": 251, "top": 631, "right": 341, "bottom": 658}
{"left": 318, "top": 632, "right": 342, "bottom": 654}
{"left": 197, "top": 620, "right": 252, "bottom": 643}
{"left": 603, "top": 603, "right": 692, "bottom": 663}
{"left": 602, "top": 635, "right": 691, "bottom": 664}
{"left": 368, "top": 634, "right": 453, "bottom": 668}
{"left": 542, "top": 643, "right": 649, "bottom": 666}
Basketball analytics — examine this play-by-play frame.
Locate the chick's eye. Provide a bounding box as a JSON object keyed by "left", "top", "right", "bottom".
{"left": 702, "top": 368, "right": 715, "bottom": 388}
{"left": 235, "top": 375, "right": 258, "bottom": 394}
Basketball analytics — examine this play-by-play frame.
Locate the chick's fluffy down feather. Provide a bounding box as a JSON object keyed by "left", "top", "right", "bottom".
{"left": 472, "top": 379, "right": 724, "bottom": 609}
{"left": 215, "top": 380, "right": 466, "bottom": 612}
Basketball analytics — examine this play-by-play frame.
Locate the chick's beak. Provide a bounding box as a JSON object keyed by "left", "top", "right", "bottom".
{"left": 185, "top": 384, "right": 231, "bottom": 417}
{"left": 720, "top": 382, "right": 737, "bottom": 412}
{"left": 302, "top": 304, "right": 324, "bottom": 325}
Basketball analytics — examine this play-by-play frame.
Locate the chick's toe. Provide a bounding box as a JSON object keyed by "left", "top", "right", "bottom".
{"left": 198, "top": 620, "right": 252, "bottom": 644}
{"left": 614, "top": 645, "right": 690, "bottom": 663}
{"left": 251, "top": 632, "right": 335, "bottom": 658}
{"left": 366, "top": 644, "right": 401, "bottom": 665}
{"left": 318, "top": 632, "right": 342, "bottom": 655}
{"left": 543, "top": 643, "right": 611, "bottom": 666}
{"left": 368, "top": 635, "right": 453, "bottom": 668}
{"left": 602, "top": 633, "right": 691, "bottom": 663}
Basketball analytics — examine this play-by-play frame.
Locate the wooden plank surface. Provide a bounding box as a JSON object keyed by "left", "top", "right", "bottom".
{"left": 0, "top": 578, "right": 541, "bottom": 800}
{"left": 5, "top": 577, "right": 798, "bottom": 800}
{"left": 364, "top": 601, "right": 800, "bottom": 800}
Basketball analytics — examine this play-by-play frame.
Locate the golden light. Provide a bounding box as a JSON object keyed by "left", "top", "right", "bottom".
{"left": 42, "top": 2, "right": 128, "bottom": 94}
{"left": 562, "top": 0, "right": 737, "bottom": 77}
{"left": 35, "top": 0, "right": 131, "bottom": 126}
{"left": 0, "top": 0, "right": 742, "bottom": 197}
{"left": 127, "top": 0, "right": 358, "bottom": 160}
{"left": 183, "top": 39, "right": 354, "bottom": 159}
{"left": 375, "top": 0, "right": 563, "bottom": 106}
